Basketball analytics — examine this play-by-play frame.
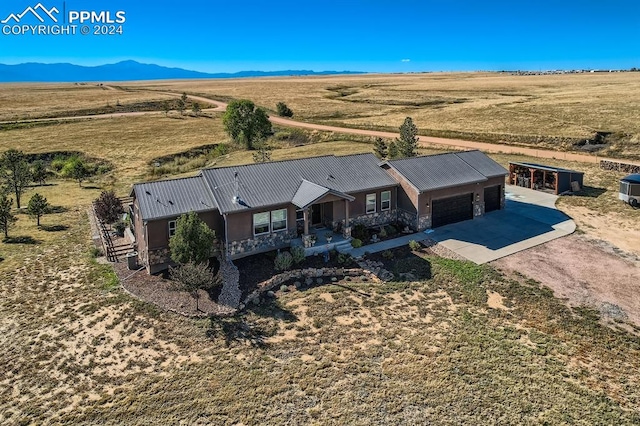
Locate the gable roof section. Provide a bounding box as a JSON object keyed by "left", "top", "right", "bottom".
{"left": 201, "top": 153, "right": 397, "bottom": 214}
{"left": 292, "top": 180, "right": 355, "bottom": 209}
{"left": 385, "top": 151, "right": 507, "bottom": 192}
{"left": 133, "top": 176, "right": 217, "bottom": 221}
{"left": 509, "top": 161, "right": 583, "bottom": 174}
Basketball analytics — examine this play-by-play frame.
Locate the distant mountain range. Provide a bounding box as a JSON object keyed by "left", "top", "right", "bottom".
{"left": 0, "top": 60, "right": 366, "bottom": 82}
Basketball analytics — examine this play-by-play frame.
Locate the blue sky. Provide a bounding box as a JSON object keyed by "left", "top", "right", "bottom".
{"left": 0, "top": 0, "right": 638, "bottom": 72}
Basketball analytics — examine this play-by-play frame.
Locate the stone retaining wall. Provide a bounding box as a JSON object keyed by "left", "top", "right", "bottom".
{"left": 601, "top": 160, "right": 640, "bottom": 174}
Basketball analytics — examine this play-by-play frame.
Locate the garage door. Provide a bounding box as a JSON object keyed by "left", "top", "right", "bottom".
{"left": 484, "top": 185, "right": 501, "bottom": 213}
{"left": 432, "top": 193, "right": 473, "bottom": 228}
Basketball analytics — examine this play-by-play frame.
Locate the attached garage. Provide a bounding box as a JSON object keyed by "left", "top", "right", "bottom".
{"left": 484, "top": 185, "right": 502, "bottom": 213}
{"left": 432, "top": 193, "right": 473, "bottom": 228}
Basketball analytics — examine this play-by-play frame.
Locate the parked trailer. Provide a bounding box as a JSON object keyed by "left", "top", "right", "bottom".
{"left": 619, "top": 174, "right": 640, "bottom": 207}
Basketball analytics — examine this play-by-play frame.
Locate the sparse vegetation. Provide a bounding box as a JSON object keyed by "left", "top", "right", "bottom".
{"left": 351, "top": 238, "right": 363, "bottom": 248}
{"left": 169, "top": 261, "right": 216, "bottom": 312}
{"left": 290, "top": 246, "right": 305, "bottom": 265}
{"left": 408, "top": 239, "right": 421, "bottom": 251}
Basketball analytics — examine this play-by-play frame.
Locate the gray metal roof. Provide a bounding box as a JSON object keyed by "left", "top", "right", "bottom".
{"left": 509, "top": 161, "right": 583, "bottom": 174}
{"left": 292, "top": 180, "right": 329, "bottom": 208}
{"left": 201, "top": 153, "right": 397, "bottom": 214}
{"left": 386, "top": 151, "right": 506, "bottom": 192}
{"left": 133, "top": 176, "right": 217, "bottom": 221}
{"left": 457, "top": 150, "right": 509, "bottom": 178}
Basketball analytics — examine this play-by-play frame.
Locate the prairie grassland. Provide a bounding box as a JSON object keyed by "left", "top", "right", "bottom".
{"left": 128, "top": 72, "right": 640, "bottom": 157}
{"left": 0, "top": 83, "right": 174, "bottom": 121}
{"left": 2, "top": 202, "right": 640, "bottom": 424}
{"left": 1, "top": 111, "right": 640, "bottom": 422}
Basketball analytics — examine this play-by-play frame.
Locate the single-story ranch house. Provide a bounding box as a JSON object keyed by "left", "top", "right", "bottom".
{"left": 131, "top": 151, "right": 508, "bottom": 273}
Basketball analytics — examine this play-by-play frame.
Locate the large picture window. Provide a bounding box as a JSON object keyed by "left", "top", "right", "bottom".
{"left": 366, "top": 193, "right": 376, "bottom": 214}
{"left": 168, "top": 220, "right": 177, "bottom": 237}
{"left": 253, "top": 212, "right": 270, "bottom": 235}
{"left": 381, "top": 191, "right": 391, "bottom": 211}
{"left": 271, "top": 209, "right": 287, "bottom": 232}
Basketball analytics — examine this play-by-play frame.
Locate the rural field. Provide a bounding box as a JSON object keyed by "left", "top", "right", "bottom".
{"left": 1, "top": 74, "right": 640, "bottom": 423}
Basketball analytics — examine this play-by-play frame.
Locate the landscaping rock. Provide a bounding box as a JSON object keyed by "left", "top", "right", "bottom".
{"left": 316, "top": 277, "right": 323, "bottom": 284}
{"left": 280, "top": 285, "right": 288, "bottom": 292}
{"left": 267, "top": 291, "right": 276, "bottom": 298}
{"left": 294, "top": 281, "right": 302, "bottom": 289}
{"left": 305, "top": 277, "right": 314, "bottom": 286}
{"left": 331, "top": 277, "right": 337, "bottom": 282}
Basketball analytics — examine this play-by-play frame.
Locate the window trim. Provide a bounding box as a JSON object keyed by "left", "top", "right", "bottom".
{"left": 168, "top": 220, "right": 177, "bottom": 238}
{"left": 381, "top": 190, "right": 391, "bottom": 211}
{"left": 271, "top": 208, "right": 288, "bottom": 232}
{"left": 253, "top": 212, "right": 271, "bottom": 236}
{"left": 366, "top": 193, "right": 376, "bottom": 214}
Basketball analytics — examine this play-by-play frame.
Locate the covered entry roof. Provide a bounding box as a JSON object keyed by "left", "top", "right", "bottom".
{"left": 509, "top": 161, "right": 583, "bottom": 174}
{"left": 291, "top": 180, "right": 355, "bottom": 209}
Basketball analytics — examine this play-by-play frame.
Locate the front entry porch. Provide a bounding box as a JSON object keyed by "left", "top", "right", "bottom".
{"left": 291, "top": 227, "right": 352, "bottom": 256}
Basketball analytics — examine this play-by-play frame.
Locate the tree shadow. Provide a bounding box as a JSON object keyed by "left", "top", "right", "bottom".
{"left": 48, "top": 206, "right": 69, "bottom": 214}
{"left": 41, "top": 224, "right": 69, "bottom": 232}
{"left": 206, "top": 315, "right": 272, "bottom": 348}
{"left": 3, "top": 235, "right": 39, "bottom": 244}
{"left": 81, "top": 185, "right": 101, "bottom": 190}
{"left": 576, "top": 186, "right": 607, "bottom": 198}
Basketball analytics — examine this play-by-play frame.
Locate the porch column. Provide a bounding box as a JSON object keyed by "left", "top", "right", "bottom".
{"left": 543, "top": 171, "right": 547, "bottom": 190}
{"left": 530, "top": 168, "right": 535, "bottom": 189}
{"left": 344, "top": 200, "right": 350, "bottom": 227}
{"left": 303, "top": 208, "right": 309, "bottom": 235}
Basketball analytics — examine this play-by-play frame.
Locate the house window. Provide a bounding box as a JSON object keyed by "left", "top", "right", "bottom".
{"left": 381, "top": 191, "right": 391, "bottom": 211}
{"left": 168, "top": 220, "right": 177, "bottom": 237}
{"left": 296, "top": 209, "right": 304, "bottom": 222}
{"left": 366, "top": 193, "right": 376, "bottom": 214}
{"left": 271, "top": 208, "right": 287, "bottom": 232}
{"left": 253, "top": 212, "right": 270, "bottom": 235}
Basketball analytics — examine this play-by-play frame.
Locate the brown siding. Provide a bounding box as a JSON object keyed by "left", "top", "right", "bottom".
{"left": 226, "top": 204, "right": 296, "bottom": 241}
{"left": 384, "top": 167, "right": 419, "bottom": 213}
{"left": 348, "top": 186, "right": 397, "bottom": 218}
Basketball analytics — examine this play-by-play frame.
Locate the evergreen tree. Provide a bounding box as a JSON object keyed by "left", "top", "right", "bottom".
{"left": 396, "top": 117, "right": 419, "bottom": 158}
{"left": 0, "top": 149, "right": 31, "bottom": 209}
{"left": 0, "top": 194, "right": 17, "bottom": 238}
{"left": 169, "top": 211, "right": 216, "bottom": 264}
{"left": 373, "top": 137, "right": 388, "bottom": 159}
{"left": 27, "top": 193, "right": 50, "bottom": 226}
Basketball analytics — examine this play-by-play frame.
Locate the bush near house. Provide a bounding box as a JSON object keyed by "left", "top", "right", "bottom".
{"left": 274, "top": 251, "right": 294, "bottom": 271}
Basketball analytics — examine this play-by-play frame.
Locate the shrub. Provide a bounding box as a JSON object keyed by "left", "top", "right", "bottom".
{"left": 351, "top": 238, "right": 363, "bottom": 248}
{"left": 290, "top": 246, "right": 305, "bottom": 265}
{"left": 89, "top": 246, "right": 102, "bottom": 258}
{"left": 337, "top": 253, "right": 353, "bottom": 265}
{"left": 274, "top": 251, "right": 293, "bottom": 271}
{"left": 94, "top": 190, "right": 124, "bottom": 224}
{"left": 385, "top": 225, "right": 398, "bottom": 236}
{"left": 408, "top": 240, "right": 421, "bottom": 251}
{"left": 276, "top": 102, "right": 293, "bottom": 117}
{"left": 382, "top": 250, "right": 394, "bottom": 260}
{"left": 379, "top": 227, "right": 388, "bottom": 238}
{"left": 352, "top": 224, "right": 368, "bottom": 241}
{"left": 114, "top": 220, "right": 127, "bottom": 237}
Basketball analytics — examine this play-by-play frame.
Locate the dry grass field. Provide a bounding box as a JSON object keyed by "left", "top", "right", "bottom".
{"left": 1, "top": 77, "right": 640, "bottom": 423}
{"left": 128, "top": 72, "right": 640, "bottom": 158}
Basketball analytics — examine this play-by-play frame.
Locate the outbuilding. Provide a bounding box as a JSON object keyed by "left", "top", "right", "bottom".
{"left": 508, "top": 161, "right": 584, "bottom": 195}
{"left": 619, "top": 174, "right": 640, "bottom": 207}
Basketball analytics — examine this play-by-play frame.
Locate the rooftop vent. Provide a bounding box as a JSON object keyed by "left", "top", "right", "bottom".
{"left": 145, "top": 190, "right": 151, "bottom": 195}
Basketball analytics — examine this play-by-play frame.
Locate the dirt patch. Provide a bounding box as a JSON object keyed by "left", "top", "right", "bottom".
{"left": 487, "top": 290, "right": 509, "bottom": 311}
{"left": 113, "top": 262, "right": 232, "bottom": 317}
{"left": 565, "top": 206, "right": 640, "bottom": 258}
{"left": 492, "top": 234, "right": 640, "bottom": 326}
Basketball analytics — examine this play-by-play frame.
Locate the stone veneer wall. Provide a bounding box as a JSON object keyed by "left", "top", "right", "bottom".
{"left": 397, "top": 209, "right": 418, "bottom": 230}
{"left": 333, "top": 209, "right": 396, "bottom": 230}
{"left": 418, "top": 215, "right": 431, "bottom": 230}
{"left": 228, "top": 229, "right": 297, "bottom": 258}
{"left": 148, "top": 248, "right": 170, "bottom": 267}
{"left": 474, "top": 202, "right": 484, "bottom": 217}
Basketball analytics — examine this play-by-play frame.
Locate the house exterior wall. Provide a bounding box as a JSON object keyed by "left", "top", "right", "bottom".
{"left": 329, "top": 186, "right": 398, "bottom": 230}
{"left": 130, "top": 198, "right": 222, "bottom": 273}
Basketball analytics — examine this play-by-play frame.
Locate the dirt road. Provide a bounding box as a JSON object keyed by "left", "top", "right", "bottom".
{"left": 2, "top": 87, "right": 637, "bottom": 167}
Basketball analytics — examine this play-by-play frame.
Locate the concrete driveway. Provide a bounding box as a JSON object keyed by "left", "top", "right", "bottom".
{"left": 427, "top": 185, "right": 575, "bottom": 264}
